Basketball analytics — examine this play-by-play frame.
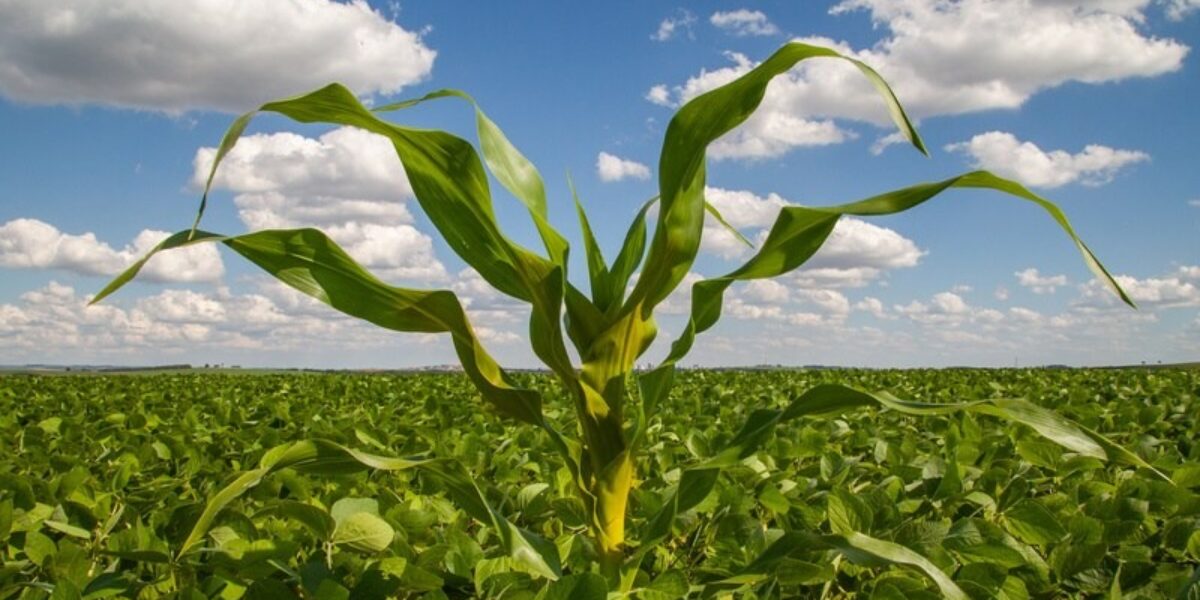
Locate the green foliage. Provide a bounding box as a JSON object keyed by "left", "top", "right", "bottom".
{"left": 75, "top": 40, "right": 1171, "bottom": 597}
{"left": 1, "top": 369, "right": 1197, "bottom": 597}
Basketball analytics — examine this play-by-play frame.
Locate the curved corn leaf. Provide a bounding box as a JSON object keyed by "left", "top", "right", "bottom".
{"left": 186, "top": 82, "right": 582, "bottom": 406}
{"left": 639, "top": 171, "right": 1136, "bottom": 421}
{"left": 715, "top": 530, "right": 967, "bottom": 600}
{"left": 376, "top": 88, "right": 569, "bottom": 269}
{"left": 632, "top": 383, "right": 1166, "bottom": 576}
{"left": 625, "top": 42, "right": 925, "bottom": 318}
{"left": 178, "top": 439, "right": 561, "bottom": 579}
{"left": 586, "top": 42, "right": 926, "bottom": 438}
{"left": 93, "top": 227, "right": 548, "bottom": 426}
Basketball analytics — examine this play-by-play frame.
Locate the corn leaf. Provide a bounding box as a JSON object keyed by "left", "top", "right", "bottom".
{"left": 639, "top": 171, "right": 1135, "bottom": 420}
{"left": 625, "top": 42, "right": 925, "bottom": 318}
{"left": 92, "top": 227, "right": 546, "bottom": 426}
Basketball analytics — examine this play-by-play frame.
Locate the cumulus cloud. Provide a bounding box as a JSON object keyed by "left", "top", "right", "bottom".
{"left": 0, "top": 0, "right": 435, "bottom": 113}
{"left": 0, "top": 279, "right": 448, "bottom": 363}
{"left": 946, "top": 132, "right": 1149, "bottom": 188}
{"left": 651, "top": 9, "right": 696, "bottom": 41}
{"left": 1016, "top": 267, "right": 1068, "bottom": 294}
{"left": 0, "top": 218, "right": 223, "bottom": 283}
{"left": 645, "top": 84, "right": 673, "bottom": 107}
{"left": 854, "top": 296, "right": 890, "bottom": 319}
{"left": 1165, "top": 0, "right": 1200, "bottom": 20}
{"left": 1079, "top": 273, "right": 1200, "bottom": 308}
{"left": 710, "top": 9, "right": 780, "bottom": 36}
{"left": 894, "top": 291, "right": 1003, "bottom": 326}
{"left": 741, "top": 280, "right": 790, "bottom": 304}
{"left": 596, "top": 152, "right": 651, "bottom": 182}
{"left": 194, "top": 126, "right": 447, "bottom": 282}
{"left": 647, "top": 0, "right": 1188, "bottom": 159}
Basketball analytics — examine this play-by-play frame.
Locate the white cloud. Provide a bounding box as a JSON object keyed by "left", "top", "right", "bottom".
{"left": 994, "top": 286, "right": 1010, "bottom": 301}
{"left": 1165, "top": 0, "right": 1200, "bottom": 20}
{"left": 0, "top": 218, "right": 224, "bottom": 283}
{"left": 796, "top": 288, "right": 851, "bottom": 315}
{"left": 0, "top": 279, "right": 436, "bottom": 362}
{"left": 1079, "top": 273, "right": 1200, "bottom": 308}
{"left": 651, "top": 9, "right": 696, "bottom": 42}
{"left": 946, "top": 132, "right": 1149, "bottom": 188}
{"left": 1177, "top": 265, "right": 1200, "bottom": 280}
{"left": 805, "top": 217, "right": 925, "bottom": 272}
{"left": 854, "top": 296, "right": 890, "bottom": 318}
{"left": 1188, "top": 199, "right": 1200, "bottom": 208}
{"left": 710, "top": 9, "right": 780, "bottom": 36}
{"left": 895, "top": 291, "right": 1002, "bottom": 326}
{"left": 741, "top": 280, "right": 790, "bottom": 304}
{"left": 649, "top": 1, "right": 1187, "bottom": 160}
{"left": 0, "top": 0, "right": 435, "bottom": 113}
{"left": 596, "top": 152, "right": 651, "bottom": 182}
{"left": 194, "top": 126, "right": 447, "bottom": 283}
{"left": 1016, "top": 267, "right": 1068, "bottom": 294}
{"left": 646, "top": 84, "right": 673, "bottom": 107}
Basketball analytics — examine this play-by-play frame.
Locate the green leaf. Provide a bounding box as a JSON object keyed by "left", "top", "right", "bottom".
{"left": 257, "top": 501, "right": 336, "bottom": 541}
{"left": 827, "top": 487, "right": 873, "bottom": 535}
{"left": 640, "top": 170, "right": 1134, "bottom": 427}
{"left": 174, "top": 438, "right": 560, "bottom": 579}
{"left": 330, "top": 498, "right": 379, "bottom": 524}
{"left": 542, "top": 573, "right": 607, "bottom": 600}
{"left": 332, "top": 512, "right": 394, "bottom": 554}
{"left": 24, "top": 530, "right": 57, "bottom": 566}
{"left": 634, "top": 383, "right": 1154, "bottom": 571}
{"left": 1003, "top": 500, "right": 1068, "bottom": 546}
{"left": 730, "top": 530, "right": 967, "bottom": 600}
{"left": 93, "top": 227, "right": 546, "bottom": 426}
{"left": 626, "top": 42, "right": 924, "bottom": 318}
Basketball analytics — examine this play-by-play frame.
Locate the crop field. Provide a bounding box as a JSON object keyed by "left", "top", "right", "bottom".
{"left": 1, "top": 369, "right": 1198, "bottom": 599}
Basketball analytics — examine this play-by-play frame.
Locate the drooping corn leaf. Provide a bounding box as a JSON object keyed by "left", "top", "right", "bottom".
{"left": 185, "top": 83, "right": 583, "bottom": 408}
{"left": 632, "top": 382, "right": 1166, "bottom": 580}
{"left": 375, "top": 88, "right": 570, "bottom": 269}
{"left": 177, "top": 439, "right": 560, "bottom": 579}
{"left": 638, "top": 171, "right": 1136, "bottom": 422}
{"left": 92, "top": 228, "right": 548, "bottom": 426}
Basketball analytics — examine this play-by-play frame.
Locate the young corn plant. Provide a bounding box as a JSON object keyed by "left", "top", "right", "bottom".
{"left": 96, "top": 42, "right": 1156, "bottom": 596}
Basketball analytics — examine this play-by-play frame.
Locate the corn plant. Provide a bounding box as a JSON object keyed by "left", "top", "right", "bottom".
{"left": 95, "top": 42, "right": 1156, "bottom": 596}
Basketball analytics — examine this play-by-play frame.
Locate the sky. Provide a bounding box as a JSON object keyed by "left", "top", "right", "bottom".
{"left": 0, "top": 0, "right": 1198, "bottom": 369}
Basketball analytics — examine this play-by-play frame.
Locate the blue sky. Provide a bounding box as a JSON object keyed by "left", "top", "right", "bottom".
{"left": 1, "top": 0, "right": 1197, "bottom": 368}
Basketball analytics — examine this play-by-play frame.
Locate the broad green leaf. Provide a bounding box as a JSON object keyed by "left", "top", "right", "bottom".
{"left": 174, "top": 438, "right": 560, "bottom": 579}
{"left": 1002, "top": 500, "right": 1068, "bottom": 546}
{"left": 542, "top": 573, "right": 607, "bottom": 600}
{"left": 634, "top": 383, "right": 1161, "bottom": 572}
{"left": 330, "top": 498, "right": 380, "bottom": 524}
{"left": 332, "top": 512, "right": 394, "bottom": 554}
